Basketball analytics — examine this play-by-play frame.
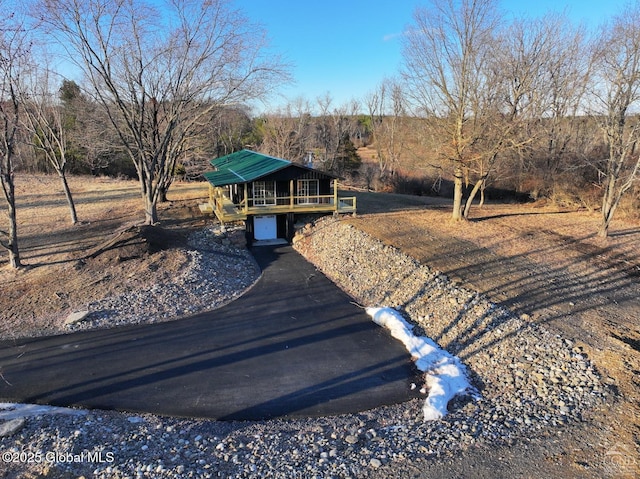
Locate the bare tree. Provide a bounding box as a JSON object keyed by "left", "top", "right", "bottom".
{"left": 535, "top": 17, "right": 590, "bottom": 194}
{"left": 258, "top": 97, "right": 313, "bottom": 163}
{"left": 37, "top": 0, "right": 289, "bottom": 225}
{"left": 589, "top": 4, "right": 640, "bottom": 238}
{"left": 365, "top": 78, "right": 408, "bottom": 187}
{"left": 404, "top": 1, "right": 589, "bottom": 219}
{"left": 314, "top": 94, "right": 360, "bottom": 174}
{"left": 315, "top": 93, "right": 341, "bottom": 172}
{"left": 403, "top": 0, "right": 501, "bottom": 220}
{"left": 0, "top": 8, "right": 30, "bottom": 268}
{"left": 21, "top": 65, "right": 78, "bottom": 224}
{"left": 460, "top": 13, "right": 571, "bottom": 217}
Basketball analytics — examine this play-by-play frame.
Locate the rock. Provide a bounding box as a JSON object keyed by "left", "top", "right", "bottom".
{"left": 370, "top": 458, "right": 382, "bottom": 468}
{"left": 345, "top": 435, "right": 358, "bottom": 444}
{"left": 0, "top": 418, "right": 25, "bottom": 437}
{"left": 65, "top": 310, "right": 91, "bottom": 325}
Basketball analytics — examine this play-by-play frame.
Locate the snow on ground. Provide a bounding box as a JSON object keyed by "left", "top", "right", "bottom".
{"left": 366, "top": 307, "right": 473, "bottom": 421}
{"left": 0, "top": 403, "right": 87, "bottom": 421}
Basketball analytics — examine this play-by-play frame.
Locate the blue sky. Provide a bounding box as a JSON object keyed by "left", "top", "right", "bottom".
{"left": 235, "top": 0, "right": 628, "bottom": 112}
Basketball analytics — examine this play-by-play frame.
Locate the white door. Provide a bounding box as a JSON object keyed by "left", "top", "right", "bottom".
{"left": 254, "top": 215, "right": 277, "bottom": 240}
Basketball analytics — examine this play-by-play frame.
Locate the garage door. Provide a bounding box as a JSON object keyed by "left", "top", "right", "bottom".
{"left": 254, "top": 215, "right": 278, "bottom": 240}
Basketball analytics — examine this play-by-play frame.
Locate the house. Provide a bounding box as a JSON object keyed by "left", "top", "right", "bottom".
{"left": 199, "top": 149, "right": 356, "bottom": 243}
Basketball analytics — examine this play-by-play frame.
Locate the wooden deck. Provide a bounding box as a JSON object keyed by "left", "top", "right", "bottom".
{"left": 205, "top": 191, "right": 356, "bottom": 223}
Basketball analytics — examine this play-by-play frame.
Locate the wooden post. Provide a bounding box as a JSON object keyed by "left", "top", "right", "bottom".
{"left": 334, "top": 179, "right": 338, "bottom": 210}
{"left": 287, "top": 212, "right": 295, "bottom": 242}
{"left": 244, "top": 183, "right": 249, "bottom": 213}
{"left": 290, "top": 179, "right": 294, "bottom": 208}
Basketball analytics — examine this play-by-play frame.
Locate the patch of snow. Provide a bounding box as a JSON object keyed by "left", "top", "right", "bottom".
{"left": 366, "top": 307, "right": 473, "bottom": 421}
{"left": 64, "top": 310, "right": 91, "bottom": 326}
{"left": 0, "top": 403, "right": 87, "bottom": 420}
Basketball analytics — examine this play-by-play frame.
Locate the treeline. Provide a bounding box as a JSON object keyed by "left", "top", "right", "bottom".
{"left": 15, "top": 87, "right": 366, "bottom": 182}
{"left": 17, "top": 83, "right": 617, "bottom": 221}
{"left": 12, "top": 71, "right": 640, "bottom": 232}
{"left": 12, "top": 83, "right": 616, "bottom": 214}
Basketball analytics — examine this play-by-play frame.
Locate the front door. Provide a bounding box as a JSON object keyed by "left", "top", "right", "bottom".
{"left": 254, "top": 215, "right": 278, "bottom": 240}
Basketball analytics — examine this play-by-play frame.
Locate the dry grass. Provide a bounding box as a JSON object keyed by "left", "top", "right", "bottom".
{"left": 0, "top": 174, "right": 210, "bottom": 338}
{"left": 8, "top": 174, "right": 207, "bottom": 264}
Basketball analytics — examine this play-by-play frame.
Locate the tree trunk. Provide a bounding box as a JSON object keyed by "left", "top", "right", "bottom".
{"left": 1, "top": 172, "right": 21, "bottom": 268}
{"left": 452, "top": 164, "right": 464, "bottom": 221}
{"left": 159, "top": 188, "right": 169, "bottom": 203}
{"left": 137, "top": 171, "right": 158, "bottom": 225}
{"left": 59, "top": 171, "right": 78, "bottom": 225}
{"left": 135, "top": 164, "right": 159, "bottom": 225}
{"left": 598, "top": 215, "right": 612, "bottom": 238}
{"left": 599, "top": 174, "right": 618, "bottom": 238}
{"left": 158, "top": 174, "right": 173, "bottom": 203}
{"left": 6, "top": 211, "right": 20, "bottom": 268}
{"left": 463, "top": 177, "right": 485, "bottom": 219}
{"left": 143, "top": 192, "right": 158, "bottom": 225}
{"left": 598, "top": 181, "right": 614, "bottom": 238}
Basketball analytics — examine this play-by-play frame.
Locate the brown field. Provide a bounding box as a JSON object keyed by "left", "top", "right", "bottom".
{"left": 0, "top": 174, "right": 210, "bottom": 337}
{"left": 1, "top": 174, "right": 639, "bottom": 474}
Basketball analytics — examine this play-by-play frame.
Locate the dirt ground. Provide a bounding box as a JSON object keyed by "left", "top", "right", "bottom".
{"left": 1, "top": 175, "right": 639, "bottom": 476}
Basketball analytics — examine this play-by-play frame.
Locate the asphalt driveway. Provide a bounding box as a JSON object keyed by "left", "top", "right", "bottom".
{"left": 0, "top": 245, "right": 420, "bottom": 420}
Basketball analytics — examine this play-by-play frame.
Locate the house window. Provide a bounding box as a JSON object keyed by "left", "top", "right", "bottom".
{"left": 297, "top": 179, "right": 319, "bottom": 204}
{"left": 253, "top": 181, "right": 276, "bottom": 206}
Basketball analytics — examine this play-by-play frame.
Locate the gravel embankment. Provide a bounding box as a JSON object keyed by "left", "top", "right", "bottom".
{"left": 0, "top": 219, "right": 606, "bottom": 478}
{"left": 293, "top": 217, "right": 605, "bottom": 425}
{"left": 66, "top": 226, "right": 261, "bottom": 333}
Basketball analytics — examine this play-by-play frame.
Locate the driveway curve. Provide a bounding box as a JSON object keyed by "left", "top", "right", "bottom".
{"left": 0, "top": 245, "right": 420, "bottom": 420}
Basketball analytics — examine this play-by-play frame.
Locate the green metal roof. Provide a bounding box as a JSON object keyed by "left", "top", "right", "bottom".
{"left": 203, "top": 150, "right": 291, "bottom": 187}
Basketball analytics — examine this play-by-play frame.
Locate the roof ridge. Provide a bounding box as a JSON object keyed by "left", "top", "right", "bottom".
{"left": 228, "top": 168, "right": 246, "bottom": 182}
{"left": 243, "top": 149, "right": 291, "bottom": 165}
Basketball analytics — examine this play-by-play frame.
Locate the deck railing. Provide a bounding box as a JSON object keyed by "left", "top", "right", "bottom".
{"left": 207, "top": 189, "right": 356, "bottom": 222}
